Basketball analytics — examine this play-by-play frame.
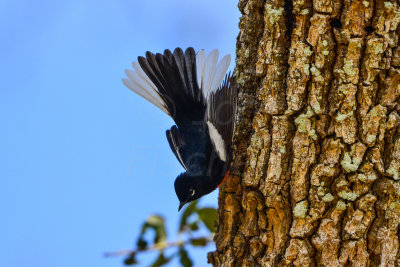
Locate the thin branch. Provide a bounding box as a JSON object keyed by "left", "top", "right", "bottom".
{"left": 104, "top": 236, "right": 213, "bottom": 258}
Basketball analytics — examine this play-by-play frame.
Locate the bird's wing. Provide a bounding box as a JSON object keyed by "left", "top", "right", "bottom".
{"left": 205, "top": 73, "right": 237, "bottom": 162}
{"left": 166, "top": 125, "right": 188, "bottom": 170}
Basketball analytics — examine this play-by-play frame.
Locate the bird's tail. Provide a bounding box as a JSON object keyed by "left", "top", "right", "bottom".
{"left": 122, "top": 47, "right": 230, "bottom": 126}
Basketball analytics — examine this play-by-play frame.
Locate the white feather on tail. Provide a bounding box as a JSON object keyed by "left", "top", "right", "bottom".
{"left": 210, "top": 54, "right": 231, "bottom": 95}
{"left": 122, "top": 62, "right": 170, "bottom": 116}
{"left": 195, "top": 49, "right": 231, "bottom": 100}
{"left": 195, "top": 50, "right": 206, "bottom": 92}
{"left": 201, "top": 50, "right": 218, "bottom": 99}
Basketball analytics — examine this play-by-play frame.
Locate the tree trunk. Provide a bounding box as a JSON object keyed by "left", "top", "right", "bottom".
{"left": 208, "top": 0, "right": 400, "bottom": 266}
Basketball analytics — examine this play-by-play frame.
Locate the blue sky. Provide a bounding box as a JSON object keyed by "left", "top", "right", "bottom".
{"left": 0, "top": 0, "right": 239, "bottom": 266}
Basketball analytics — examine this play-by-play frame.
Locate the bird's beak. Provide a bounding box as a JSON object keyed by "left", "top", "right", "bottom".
{"left": 178, "top": 201, "right": 187, "bottom": 211}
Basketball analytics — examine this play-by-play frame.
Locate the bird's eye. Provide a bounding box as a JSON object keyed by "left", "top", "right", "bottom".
{"left": 190, "top": 189, "right": 195, "bottom": 196}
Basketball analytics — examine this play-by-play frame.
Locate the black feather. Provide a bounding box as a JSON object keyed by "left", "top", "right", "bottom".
{"left": 138, "top": 48, "right": 206, "bottom": 127}
{"left": 166, "top": 126, "right": 187, "bottom": 170}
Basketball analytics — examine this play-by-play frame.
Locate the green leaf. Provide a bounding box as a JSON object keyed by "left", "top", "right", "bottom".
{"left": 197, "top": 208, "right": 217, "bottom": 232}
{"left": 178, "top": 247, "right": 193, "bottom": 267}
{"left": 136, "top": 237, "right": 147, "bottom": 250}
{"left": 189, "top": 237, "right": 208, "bottom": 247}
{"left": 146, "top": 216, "right": 167, "bottom": 244}
{"left": 136, "top": 215, "right": 167, "bottom": 249}
{"left": 149, "top": 252, "right": 172, "bottom": 267}
{"left": 149, "top": 252, "right": 173, "bottom": 267}
{"left": 178, "top": 200, "right": 198, "bottom": 233}
{"left": 124, "top": 252, "right": 138, "bottom": 265}
{"left": 189, "top": 222, "right": 199, "bottom": 231}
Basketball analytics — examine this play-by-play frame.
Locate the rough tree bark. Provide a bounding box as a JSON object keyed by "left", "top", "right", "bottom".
{"left": 208, "top": 0, "right": 400, "bottom": 266}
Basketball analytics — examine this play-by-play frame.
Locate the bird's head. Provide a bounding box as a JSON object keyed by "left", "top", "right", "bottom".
{"left": 174, "top": 173, "right": 205, "bottom": 211}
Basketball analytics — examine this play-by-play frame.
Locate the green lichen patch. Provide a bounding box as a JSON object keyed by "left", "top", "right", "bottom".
{"left": 358, "top": 173, "right": 377, "bottom": 182}
{"left": 343, "top": 59, "right": 357, "bottom": 77}
{"left": 295, "top": 116, "right": 310, "bottom": 133}
{"left": 336, "top": 200, "right": 347, "bottom": 210}
{"left": 294, "top": 107, "right": 318, "bottom": 140}
{"left": 300, "top": 9, "right": 309, "bottom": 15}
{"left": 336, "top": 111, "right": 354, "bottom": 122}
{"left": 322, "top": 193, "right": 334, "bottom": 202}
{"left": 265, "top": 4, "right": 284, "bottom": 24}
{"left": 295, "top": 108, "right": 314, "bottom": 130}
{"left": 338, "top": 190, "right": 358, "bottom": 201}
{"left": 310, "top": 65, "right": 321, "bottom": 76}
{"left": 303, "top": 47, "right": 313, "bottom": 57}
{"left": 389, "top": 201, "right": 400, "bottom": 209}
{"left": 317, "top": 186, "right": 325, "bottom": 197}
{"left": 366, "top": 134, "right": 376, "bottom": 144}
{"left": 373, "top": 43, "right": 384, "bottom": 54}
{"left": 384, "top": 2, "right": 393, "bottom": 9}
{"left": 341, "top": 152, "right": 362, "bottom": 172}
{"left": 303, "top": 64, "right": 310, "bottom": 75}
{"left": 309, "top": 129, "right": 318, "bottom": 141}
{"left": 312, "top": 101, "right": 321, "bottom": 114}
{"left": 293, "top": 200, "right": 308, "bottom": 218}
{"left": 244, "top": 48, "right": 250, "bottom": 58}
{"left": 310, "top": 64, "right": 324, "bottom": 82}
{"left": 387, "top": 165, "right": 399, "bottom": 180}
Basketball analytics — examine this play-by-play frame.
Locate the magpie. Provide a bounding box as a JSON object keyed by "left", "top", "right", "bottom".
{"left": 122, "top": 47, "right": 237, "bottom": 211}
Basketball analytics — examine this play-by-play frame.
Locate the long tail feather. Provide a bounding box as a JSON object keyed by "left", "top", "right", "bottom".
{"left": 123, "top": 47, "right": 231, "bottom": 127}
{"left": 196, "top": 50, "right": 206, "bottom": 93}
{"left": 210, "top": 54, "right": 231, "bottom": 96}
{"left": 202, "top": 49, "right": 219, "bottom": 99}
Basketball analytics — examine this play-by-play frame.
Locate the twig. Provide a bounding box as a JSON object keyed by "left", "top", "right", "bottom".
{"left": 104, "top": 236, "right": 213, "bottom": 258}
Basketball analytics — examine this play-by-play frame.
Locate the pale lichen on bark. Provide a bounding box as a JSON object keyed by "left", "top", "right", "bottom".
{"left": 209, "top": 0, "right": 400, "bottom": 266}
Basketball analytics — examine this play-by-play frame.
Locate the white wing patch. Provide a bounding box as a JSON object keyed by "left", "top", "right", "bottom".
{"left": 207, "top": 121, "right": 227, "bottom": 162}
{"left": 196, "top": 49, "right": 231, "bottom": 100}
{"left": 122, "top": 61, "right": 170, "bottom": 116}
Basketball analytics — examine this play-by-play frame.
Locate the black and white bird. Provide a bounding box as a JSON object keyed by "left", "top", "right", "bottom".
{"left": 122, "top": 47, "right": 237, "bottom": 211}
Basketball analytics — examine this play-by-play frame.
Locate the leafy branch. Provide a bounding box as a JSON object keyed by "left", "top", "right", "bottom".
{"left": 105, "top": 200, "right": 217, "bottom": 267}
